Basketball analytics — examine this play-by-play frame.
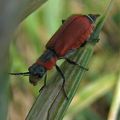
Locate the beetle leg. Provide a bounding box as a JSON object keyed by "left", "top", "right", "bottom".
{"left": 39, "top": 73, "right": 47, "bottom": 92}
{"left": 65, "top": 58, "right": 89, "bottom": 71}
{"left": 88, "top": 38, "right": 100, "bottom": 42}
{"left": 55, "top": 64, "right": 68, "bottom": 99}
{"left": 95, "top": 38, "right": 100, "bottom": 42}
{"left": 80, "top": 41, "right": 87, "bottom": 47}
{"left": 62, "top": 19, "right": 66, "bottom": 24}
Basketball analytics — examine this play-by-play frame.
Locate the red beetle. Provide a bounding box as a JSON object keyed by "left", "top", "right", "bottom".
{"left": 10, "top": 14, "right": 99, "bottom": 98}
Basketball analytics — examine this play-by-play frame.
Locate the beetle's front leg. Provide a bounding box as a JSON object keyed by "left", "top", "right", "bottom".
{"left": 39, "top": 73, "right": 47, "bottom": 92}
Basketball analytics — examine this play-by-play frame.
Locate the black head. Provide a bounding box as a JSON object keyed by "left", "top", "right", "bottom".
{"left": 28, "top": 64, "right": 46, "bottom": 85}
{"left": 9, "top": 64, "right": 46, "bottom": 86}
{"left": 87, "top": 14, "right": 100, "bottom": 23}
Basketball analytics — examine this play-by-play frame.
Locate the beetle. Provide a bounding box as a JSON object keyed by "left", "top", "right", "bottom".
{"left": 10, "top": 14, "right": 99, "bottom": 98}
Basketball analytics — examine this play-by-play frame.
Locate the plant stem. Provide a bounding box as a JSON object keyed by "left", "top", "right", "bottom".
{"left": 107, "top": 73, "right": 120, "bottom": 120}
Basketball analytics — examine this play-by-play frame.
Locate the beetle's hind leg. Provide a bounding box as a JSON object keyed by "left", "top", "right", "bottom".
{"left": 65, "top": 58, "right": 88, "bottom": 71}
{"left": 39, "top": 73, "right": 47, "bottom": 92}
{"left": 55, "top": 64, "right": 68, "bottom": 99}
{"left": 80, "top": 41, "right": 87, "bottom": 47}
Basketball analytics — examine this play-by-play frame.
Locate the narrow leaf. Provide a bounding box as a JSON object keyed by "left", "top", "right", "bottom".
{"left": 90, "top": 0, "right": 114, "bottom": 43}
{"left": 107, "top": 73, "right": 120, "bottom": 120}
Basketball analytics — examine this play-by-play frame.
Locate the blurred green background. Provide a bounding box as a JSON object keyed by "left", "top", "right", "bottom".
{"left": 9, "top": 0, "right": 120, "bottom": 120}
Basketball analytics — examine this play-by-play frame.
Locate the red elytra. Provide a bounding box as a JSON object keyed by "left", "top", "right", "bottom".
{"left": 10, "top": 14, "right": 99, "bottom": 98}
{"left": 46, "top": 15, "right": 93, "bottom": 57}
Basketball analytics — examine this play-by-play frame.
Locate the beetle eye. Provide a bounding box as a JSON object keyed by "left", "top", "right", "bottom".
{"left": 35, "top": 66, "right": 45, "bottom": 75}
{"left": 39, "top": 67, "right": 45, "bottom": 74}
{"left": 28, "top": 64, "right": 46, "bottom": 77}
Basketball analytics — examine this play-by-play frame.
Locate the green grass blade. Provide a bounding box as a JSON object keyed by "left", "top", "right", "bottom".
{"left": 107, "top": 73, "right": 120, "bottom": 120}
{"left": 66, "top": 73, "right": 117, "bottom": 117}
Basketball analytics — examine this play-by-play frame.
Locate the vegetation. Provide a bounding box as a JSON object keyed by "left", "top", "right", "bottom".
{"left": 0, "top": 0, "right": 120, "bottom": 120}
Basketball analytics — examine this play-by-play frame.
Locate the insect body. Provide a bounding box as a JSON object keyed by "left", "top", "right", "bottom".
{"left": 10, "top": 14, "right": 99, "bottom": 98}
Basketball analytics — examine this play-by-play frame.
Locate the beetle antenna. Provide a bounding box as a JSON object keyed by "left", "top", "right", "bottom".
{"left": 9, "top": 72, "right": 30, "bottom": 76}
